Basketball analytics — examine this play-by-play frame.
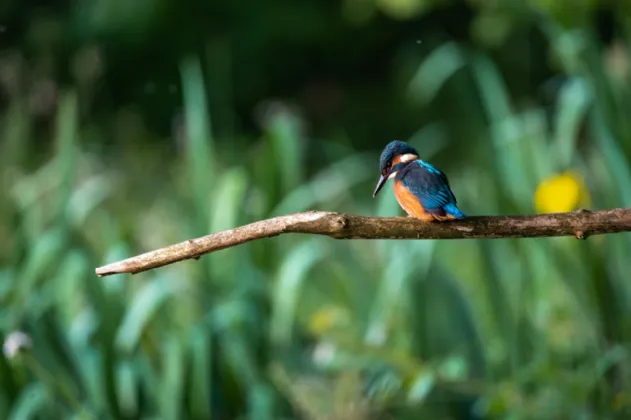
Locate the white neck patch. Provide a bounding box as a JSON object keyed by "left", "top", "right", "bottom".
{"left": 400, "top": 153, "right": 418, "bottom": 163}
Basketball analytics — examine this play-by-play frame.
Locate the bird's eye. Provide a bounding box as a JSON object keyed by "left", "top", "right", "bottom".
{"left": 382, "top": 161, "right": 392, "bottom": 175}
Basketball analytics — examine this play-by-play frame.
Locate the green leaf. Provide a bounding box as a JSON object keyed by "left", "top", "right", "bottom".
{"left": 8, "top": 383, "right": 48, "bottom": 420}
{"left": 180, "top": 55, "right": 215, "bottom": 230}
{"left": 265, "top": 105, "right": 304, "bottom": 192}
{"left": 407, "top": 370, "right": 435, "bottom": 404}
{"left": 159, "top": 337, "right": 186, "bottom": 420}
{"left": 270, "top": 240, "right": 325, "bottom": 346}
{"left": 407, "top": 42, "right": 466, "bottom": 105}
{"left": 115, "top": 360, "right": 138, "bottom": 417}
{"left": 53, "top": 90, "right": 79, "bottom": 229}
{"left": 553, "top": 77, "right": 592, "bottom": 169}
{"left": 272, "top": 153, "right": 373, "bottom": 216}
{"left": 115, "top": 275, "right": 178, "bottom": 354}
{"left": 187, "top": 326, "right": 211, "bottom": 419}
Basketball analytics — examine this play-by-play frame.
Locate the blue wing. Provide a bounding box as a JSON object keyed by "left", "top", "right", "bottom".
{"left": 399, "top": 160, "right": 460, "bottom": 215}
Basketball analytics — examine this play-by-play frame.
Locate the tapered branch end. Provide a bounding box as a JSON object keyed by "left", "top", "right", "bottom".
{"left": 95, "top": 261, "right": 129, "bottom": 277}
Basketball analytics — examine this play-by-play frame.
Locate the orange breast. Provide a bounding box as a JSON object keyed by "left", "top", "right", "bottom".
{"left": 393, "top": 181, "right": 434, "bottom": 221}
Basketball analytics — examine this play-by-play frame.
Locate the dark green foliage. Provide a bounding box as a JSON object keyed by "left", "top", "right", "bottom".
{"left": 2, "top": 1, "right": 631, "bottom": 418}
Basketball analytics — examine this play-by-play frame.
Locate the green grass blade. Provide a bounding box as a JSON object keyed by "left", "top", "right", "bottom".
{"left": 270, "top": 240, "right": 325, "bottom": 346}
{"left": 53, "top": 90, "right": 79, "bottom": 230}
{"left": 180, "top": 55, "right": 215, "bottom": 230}
{"left": 187, "top": 326, "right": 212, "bottom": 419}
{"left": 7, "top": 383, "right": 48, "bottom": 420}
{"left": 114, "top": 275, "right": 178, "bottom": 354}
{"left": 115, "top": 360, "right": 138, "bottom": 417}
{"left": 266, "top": 106, "right": 304, "bottom": 192}
{"left": 407, "top": 42, "right": 466, "bottom": 105}
{"left": 553, "top": 78, "right": 592, "bottom": 169}
{"left": 159, "top": 337, "right": 186, "bottom": 420}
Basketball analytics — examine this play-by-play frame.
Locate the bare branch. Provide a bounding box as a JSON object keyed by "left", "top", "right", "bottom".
{"left": 95, "top": 208, "right": 631, "bottom": 277}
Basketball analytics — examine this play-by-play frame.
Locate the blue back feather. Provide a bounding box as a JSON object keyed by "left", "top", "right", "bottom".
{"left": 398, "top": 160, "right": 465, "bottom": 218}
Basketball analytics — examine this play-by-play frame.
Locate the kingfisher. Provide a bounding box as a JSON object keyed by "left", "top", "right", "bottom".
{"left": 372, "top": 140, "right": 465, "bottom": 221}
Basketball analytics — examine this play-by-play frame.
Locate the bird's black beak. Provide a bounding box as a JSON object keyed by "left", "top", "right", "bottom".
{"left": 373, "top": 173, "right": 389, "bottom": 197}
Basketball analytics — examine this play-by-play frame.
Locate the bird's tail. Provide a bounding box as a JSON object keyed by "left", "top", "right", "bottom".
{"left": 444, "top": 203, "right": 465, "bottom": 219}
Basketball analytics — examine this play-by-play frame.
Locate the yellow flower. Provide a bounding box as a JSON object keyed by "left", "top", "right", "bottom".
{"left": 308, "top": 306, "right": 350, "bottom": 335}
{"left": 534, "top": 171, "right": 590, "bottom": 214}
{"left": 613, "top": 390, "right": 630, "bottom": 412}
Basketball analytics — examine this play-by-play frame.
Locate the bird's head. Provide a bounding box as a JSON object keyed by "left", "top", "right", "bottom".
{"left": 373, "top": 140, "right": 419, "bottom": 197}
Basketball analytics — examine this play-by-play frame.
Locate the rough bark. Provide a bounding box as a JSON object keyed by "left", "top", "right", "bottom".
{"left": 95, "top": 208, "right": 631, "bottom": 277}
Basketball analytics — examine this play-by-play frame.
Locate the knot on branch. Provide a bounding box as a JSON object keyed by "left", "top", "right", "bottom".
{"left": 329, "top": 213, "right": 349, "bottom": 232}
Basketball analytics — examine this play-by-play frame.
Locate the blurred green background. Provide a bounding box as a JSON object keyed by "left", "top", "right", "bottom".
{"left": 2, "top": 0, "right": 631, "bottom": 418}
